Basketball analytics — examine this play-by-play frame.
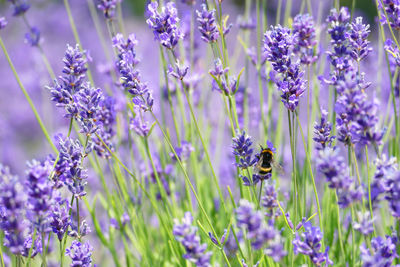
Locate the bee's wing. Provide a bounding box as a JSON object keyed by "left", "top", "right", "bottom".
{"left": 272, "top": 159, "right": 284, "bottom": 175}
{"left": 253, "top": 155, "right": 263, "bottom": 174}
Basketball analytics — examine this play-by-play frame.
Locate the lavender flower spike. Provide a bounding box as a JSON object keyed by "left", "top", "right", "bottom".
{"left": 196, "top": 4, "right": 219, "bottom": 43}
{"left": 66, "top": 240, "right": 94, "bottom": 267}
{"left": 293, "top": 14, "right": 318, "bottom": 65}
{"left": 293, "top": 221, "right": 333, "bottom": 266}
{"left": 8, "top": 0, "right": 30, "bottom": 16}
{"left": 0, "top": 17, "right": 7, "bottom": 30}
{"left": 173, "top": 212, "right": 212, "bottom": 267}
{"left": 313, "top": 109, "right": 335, "bottom": 151}
{"left": 232, "top": 131, "right": 257, "bottom": 169}
{"left": 97, "top": 0, "right": 118, "bottom": 19}
{"left": 348, "top": 17, "right": 372, "bottom": 62}
{"left": 146, "top": 1, "right": 183, "bottom": 49}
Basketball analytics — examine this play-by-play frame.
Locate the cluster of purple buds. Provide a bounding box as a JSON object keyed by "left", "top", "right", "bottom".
{"left": 173, "top": 212, "right": 212, "bottom": 267}
{"left": 348, "top": 17, "right": 372, "bottom": 62}
{"left": 25, "top": 158, "right": 54, "bottom": 233}
{"left": 292, "top": 14, "right": 318, "bottom": 65}
{"left": 360, "top": 235, "right": 399, "bottom": 266}
{"left": 170, "top": 140, "right": 194, "bottom": 162}
{"left": 235, "top": 200, "right": 280, "bottom": 252}
{"left": 130, "top": 114, "right": 150, "bottom": 137}
{"left": 264, "top": 25, "right": 306, "bottom": 111}
{"left": 0, "top": 165, "right": 28, "bottom": 255}
{"left": 92, "top": 95, "right": 116, "bottom": 158}
{"left": 196, "top": 4, "right": 219, "bottom": 43}
{"left": 316, "top": 147, "right": 363, "bottom": 208}
{"left": 97, "top": 0, "right": 118, "bottom": 19}
{"left": 385, "top": 39, "right": 400, "bottom": 68}
{"left": 0, "top": 17, "right": 7, "bottom": 29}
{"left": 232, "top": 131, "right": 257, "bottom": 169}
{"left": 370, "top": 155, "right": 398, "bottom": 208}
{"left": 353, "top": 211, "right": 374, "bottom": 236}
{"left": 382, "top": 171, "right": 400, "bottom": 218}
{"left": 146, "top": 2, "right": 183, "bottom": 50}
{"left": 54, "top": 135, "right": 88, "bottom": 198}
{"left": 48, "top": 44, "right": 87, "bottom": 117}
{"left": 210, "top": 58, "right": 238, "bottom": 96}
{"left": 77, "top": 83, "right": 103, "bottom": 136}
{"left": 334, "top": 71, "right": 383, "bottom": 146}
{"left": 261, "top": 183, "right": 279, "bottom": 217}
{"left": 8, "top": 0, "right": 30, "bottom": 16}
{"left": 325, "top": 7, "right": 351, "bottom": 85}
{"left": 168, "top": 60, "right": 189, "bottom": 80}
{"left": 24, "top": 26, "right": 40, "bottom": 47}
{"left": 293, "top": 221, "right": 333, "bottom": 266}
{"left": 379, "top": 0, "right": 400, "bottom": 30}
{"left": 66, "top": 240, "right": 94, "bottom": 267}
{"left": 113, "top": 33, "right": 154, "bottom": 111}
{"left": 50, "top": 199, "right": 71, "bottom": 241}
{"left": 68, "top": 219, "right": 91, "bottom": 239}
{"left": 313, "top": 109, "right": 335, "bottom": 151}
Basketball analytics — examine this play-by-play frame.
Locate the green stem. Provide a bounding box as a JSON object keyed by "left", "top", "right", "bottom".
{"left": 365, "top": 146, "right": 377, "bottom": 236}
{"left": 25, "top": 228, "right": 37, "bottom": 267}
{"left": 0, "top": 36, "right": 57, "bottom": 153}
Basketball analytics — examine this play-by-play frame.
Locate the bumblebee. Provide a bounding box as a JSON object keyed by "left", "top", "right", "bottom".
{"left": 255, "top": 146, "right": 283, "bottom": 177}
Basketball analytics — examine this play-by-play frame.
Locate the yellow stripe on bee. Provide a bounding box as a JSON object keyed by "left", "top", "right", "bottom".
{"left": 259, "top": 166, "right": 272, "bottom": 172}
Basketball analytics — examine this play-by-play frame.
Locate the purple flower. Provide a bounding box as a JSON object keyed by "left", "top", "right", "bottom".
{"left": 196, "top": 4, "right": 219, "bottom": 43}
{"left": 24, "top": 26, "right": 40, "bottom": 47}
{"left": 353, "top": 212, "right": 374, "bottom": 236}
{"left": 50, "top": 200, "right": 70, "bottom": 241}
{"left": 0, "top": 165, "right": 27, "bottom": 255}
{"left": 379, "top": 0, "right": 400, "bottom": 30}
{"left": 0, "top": 17, "right": 8, "bottom": 29}
{"left": 293, "top": 14, "right": 318, "bottom": 65}
{"left": 313, "top": 109, "right": 335, "bottom": 151}
{"left": 325, "top": 7, "right": 351, "bottom": 85}
{"left": 209, "top": 58, "right": 229, "bottom": 77}
{"left": 383, "top": 171, "right": 400, "bottom": 218}
{"left": 170, "top": 140, "right": 193, "bottom": 162}
{"left": 264, "top": 25, "right": 306, "bottom": 111}
{"left": 262, "top": 183, "right": 279, "bottom": 217}
{"left": 293, "top": 221, "right": 333, "bottom": 266}
{"left": 113, "top": 33, "right": 154, "bottom": 111}
{"left": 232, "top": 131, "right": 257, "bottom": 169}
{"left": 25, "top": 158, "right": 54, "bottom": 233}
{"left": 97, "top": 0, "right": 118, "bottom": 19}
{"left": 235, "top": 200, "right": 278, "bottom": 250}
{"left": 55, "top": 135, "right": 88, "bottom": 198}
{"left": 264, "top": 25, "right": 293, "bottom": 73}
{"left": 237, "top": 16, "right": 256, "bottom": 30}
{"left": 385, "top": 39, "right": 400, "bottom": 68}
{"left": 360, "top": 235, "right": 399, "bottom": 267}
{"left": 173, "top": 212, "right": 212, "bottom": 267}
{"left": 370, "top": 155, "right": 398, "bottom": 207}
{"left": 8, "top": 0, "right": 30, "bottom": 16}
{"left": 92, "top": 95, "right": 116, "bottom": 158}
{"left": 130, "top": 114, "right": 150, "bottom": 137}
{"left": 316, "top": 147, "right": 362, "bottom": 208}
{"left": 146, "top": 1, "right": 183, "bottom": 49}
{"left": 168, "top": 60, "right": 189, "bottom": 80}
{"left": 66, "top": 240, "right": 94, "bottom": 267}
{"left": 348, "top": 17, "right": 372, "bottom": 62}
{"left": 77, "top": 83, "right": 103, "bottom": 136}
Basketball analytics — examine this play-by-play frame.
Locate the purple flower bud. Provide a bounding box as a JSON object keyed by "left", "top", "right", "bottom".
{"left": 232, "top": 131, "right": 257, "bottom": 169}
{"left": 97, "top": 0, "right": 118, "bottom": 19}
{"left": 361, "top": 235, "right": 399, "bottom": 266}
{"left": 146, "top": 2, "right": 183, "bottom": 49}
{"left": 168, "top": 60, "right": 189, "bottom": 80}
{"left": 196, "top": 4, "right": 219, "bottom": 43}
{"left": 8, "top": 0, "right": 30, "bottom": 16}
{"left": 208, "top": 232, "right": 219, "bottom": 245}
{"left": 293, "top": 14, "right": 318, "bottom": 65}
{"left": 313, "top": 109, "right": 335, "bottom": 151}
{"left": 353, "top": 212, "right": 374, "bottom": 236}
{"left": 0, "top": 17, "right": 7, "bottom": 29}
{"left": 66, "top": 240, "right": 93, "bottom": 267}
{"left": 349, "top": 17, "right": 372, "bottom": 62}
{"left": 24, "top": 26, "right": 40, "bottom": 47}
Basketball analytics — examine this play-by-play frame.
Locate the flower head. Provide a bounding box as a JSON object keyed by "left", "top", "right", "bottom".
{"left": 361, "top": 235, "right": 399, "bottom": 267}
{"left": 0, "top": 17, "right": 8, "bottom": 30}
{"left": 264, "top": 25, "right": 293, "bottom": 73}
{"left": 196, "top": 4, "right": 219, "bottom": 43}
{"left": 232, "top": 131, "right": 257, "bottom": 169}
{"left": 66, "top": 240, "right": 93, "bottom": 267}
{"left": 97, "top": 0, "right": 118, "bottom": 19}
{"left": 348, "top": 17, "right": 372, "bottom": 62}
{"left": 8, "top": 0, "right": 30, "bottom": 16}
{"left": 146, "top": 1, "right": 183, "bottom": 49}
{"left": 293, "top": 221, "right": 333, "bottom": 266}
{"left": 313, "top": 109, "right": 335, "bottom": 151}
{"left": 173, "top": 212, "right": 212, "bottom": 267}
{"left": 293, "top": 14, "right": 318, "bottom": 64}
{"left": 24, "top": 26, "right": 40, "bottom": 47}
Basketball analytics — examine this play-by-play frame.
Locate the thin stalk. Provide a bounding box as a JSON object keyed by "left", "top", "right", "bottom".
{"left": 295, "top": 112, "right": 323, "bottom": 244}
{"left": 63, "top": 0, "right": 95, "bottom": 85}
{"left": 0, "top": 36, "right": 57, "bottom": 153}
{"left": 25, "top": 228, "right": 37, "bottom": 267}
{"left": 365, "top": 146, "right": 377, "bottom": 236}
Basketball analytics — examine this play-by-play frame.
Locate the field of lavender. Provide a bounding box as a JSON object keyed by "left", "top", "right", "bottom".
{"left": 0, "top": 0, "right": 399, "bottom": 266}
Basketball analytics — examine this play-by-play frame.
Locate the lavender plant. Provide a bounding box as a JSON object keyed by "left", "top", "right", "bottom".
{"left": 0, "top": 0, "right": 400, "bottom": 266}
